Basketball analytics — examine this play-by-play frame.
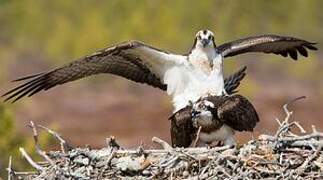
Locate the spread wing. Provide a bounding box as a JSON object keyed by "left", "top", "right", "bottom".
{"left": 216, "top": 35, "right": 317, "bottom": 60}
{"left": 217, "top": 94, "right": 259, "bottom": 131}
{"left": 2, "top": 41, "right": 186, "bottom": 102}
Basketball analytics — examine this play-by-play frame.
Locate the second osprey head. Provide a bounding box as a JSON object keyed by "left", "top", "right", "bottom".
{"left": 195, "top": 30, "right": 215, "bottom": 48}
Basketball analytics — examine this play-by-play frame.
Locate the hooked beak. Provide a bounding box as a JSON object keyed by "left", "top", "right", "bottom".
{"left": 201, "top": 39, "right": 210, "bottom": 47}
{"left": 191, "top": 110, "right": 201, "bottom": 118}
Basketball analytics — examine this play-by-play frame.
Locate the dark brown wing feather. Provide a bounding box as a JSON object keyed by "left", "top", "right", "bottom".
{"left": 170, "top": 94, "right": 259, "bottom": 147}
{"left": 223, "top": 66, "right": 247, "bottom": 94}
{"left": 169, "top": 106, "right": 196, "bottom": 148}
{"left": 216, "top": 34, "right": 317, "bottom": 60}
{"left": 2, "top": 41, "right": 168, "bottom": 103}
{"left": 217, "top": 94, "right": 259, "bottom": 131}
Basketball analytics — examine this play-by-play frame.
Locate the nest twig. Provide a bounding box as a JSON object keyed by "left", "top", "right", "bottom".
{"left": 9, "top": 97, "right": 323, "bottom": 179}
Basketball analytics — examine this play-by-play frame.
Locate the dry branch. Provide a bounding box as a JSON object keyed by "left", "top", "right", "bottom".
{"left": 19, "top": 147, "right": 44, "bottom": 172}
{"left": 11, "top": 97, "right": 323, "bottom": 179}
{"left": 6, "top": 156, "right": 13, "bottom": 180}
{"left": 37, "top": 124, "right": 72, "bottom": 153}
{"left": 152, "top": 136, "right": 173, "bottom": 150}
{"left": 28, "top": 121, "right": 55, "bottom": 165}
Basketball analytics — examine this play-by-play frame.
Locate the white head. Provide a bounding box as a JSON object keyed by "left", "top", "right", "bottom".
{"left": 191, "top": 99, "right": 215, "bottom": 128}
{"left": 194, "top": 30, "right": 216, "bottom": 49}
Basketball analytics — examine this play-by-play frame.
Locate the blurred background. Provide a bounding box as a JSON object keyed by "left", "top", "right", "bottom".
{"left": 0, "top": 0, "right": 322, "bottom": 176}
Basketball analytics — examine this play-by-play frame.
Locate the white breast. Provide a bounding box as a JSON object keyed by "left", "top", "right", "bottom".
{"left": 199, "top": 125, "right": 235, "bottom": 145}
{"left": 163, "top": 52, "right": 224, "bottom": 112}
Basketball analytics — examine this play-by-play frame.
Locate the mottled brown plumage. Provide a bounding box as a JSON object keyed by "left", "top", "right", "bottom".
{"left": 204, "top": 95, "right": 259, "bottom": 131}
{"left": 169, "top": 106, "right": 196, "bottom": 148}
{"left": 2, "top": 41, "right": 168, "bottom": 102}
{"left": 170, "top": 94, "right": 259, "bottom": 148}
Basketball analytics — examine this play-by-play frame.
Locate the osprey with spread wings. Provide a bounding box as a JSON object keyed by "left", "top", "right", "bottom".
{"left": 2, "top": 30, "right": 317, "bottom": 146}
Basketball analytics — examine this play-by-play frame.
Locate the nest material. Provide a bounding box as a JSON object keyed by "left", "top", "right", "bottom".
{"left": 7, "top": 97, "right": 323, "bottom": 179}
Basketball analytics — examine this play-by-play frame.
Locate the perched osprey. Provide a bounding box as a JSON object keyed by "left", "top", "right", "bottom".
{"left": 2, "top": 30, "right": 317, "bottom": 114}
{"left": 169, "top": 70, "right": 259, "bottom": 147}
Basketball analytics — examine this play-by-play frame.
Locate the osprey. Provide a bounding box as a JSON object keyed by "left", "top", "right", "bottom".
{"left": 2, "top": 30, "right": 317, "bottom": 114}
{"left": 169, "top": 68, "right": 259, "bottom": 147}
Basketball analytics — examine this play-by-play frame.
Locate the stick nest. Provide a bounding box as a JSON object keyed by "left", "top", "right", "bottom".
{"left": 7, "top": 97, "right": 323, "bottom": 179}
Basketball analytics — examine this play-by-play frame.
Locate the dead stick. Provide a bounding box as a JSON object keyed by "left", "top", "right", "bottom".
{"left": 38, "top": 124, "right": 71, "bottom": 153}
{"left": 275, "top": 96, "right": 306, "bottom": 137}
{"left": 152, "top": 137, "right": 173, "bottom": 150}
{"left": 297, "top": 145, "right": 322, "bottom": 174}
{"left": 261, "top": 132, "right": 323, "bottom": 142}
{"left": 114, "top": 146, "right": 231, "bottom": 155}
{"left": 193, "top": 126, "right": 202, "bottom": 147}
{"left": 14, "top": 171, "right": 38, "bottom": 175}
{"left": 28, "top": 121, "right": 54, "bottom": 165}
{"left": 7, "top": 156, "right": 13, "bottom": 180}
{"left": 19, "top": 147, "right": 43, "bottom": 171}
{"left": 283, "top": 96, "right": 306, "bottom": 117}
